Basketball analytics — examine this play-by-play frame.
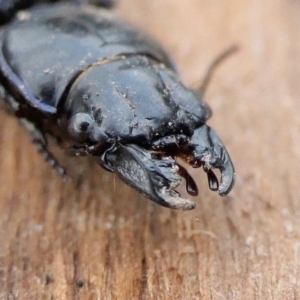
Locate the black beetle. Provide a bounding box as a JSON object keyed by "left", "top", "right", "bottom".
{"left": 0, "top": 0, "right": 235, "bottom": 210}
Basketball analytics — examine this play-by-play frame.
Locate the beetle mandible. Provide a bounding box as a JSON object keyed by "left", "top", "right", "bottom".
{"left": 0, "top": 0, "right": 235, "bottom": 210}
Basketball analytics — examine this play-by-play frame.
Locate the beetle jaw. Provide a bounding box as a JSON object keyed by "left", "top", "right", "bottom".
{"left": 100, "top": 143, "right": 197, "bottom": 210}
{"left": 185, "top": 124, "right": 236, "bottom": 196}
{"left": 97, "top": 123, "right": 236, "bottom": 210}
{"left": 156, "top": 189, "right": 196, "bottom": 210}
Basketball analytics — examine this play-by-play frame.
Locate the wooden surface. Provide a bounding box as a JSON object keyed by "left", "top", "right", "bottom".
{"left": 1, "top": 0, "right": 300, "bottom": 299}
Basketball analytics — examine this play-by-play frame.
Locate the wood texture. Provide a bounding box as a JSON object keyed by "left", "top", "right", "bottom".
{"left": 1, "top": 0, "right": 300, "bottom": 299}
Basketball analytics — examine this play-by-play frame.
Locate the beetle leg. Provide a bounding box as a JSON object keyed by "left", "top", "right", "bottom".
{"left": 0, "top": 84, "right": 20, "bottom": 115}
{"left": 66, "top": 142, "right": 106, "bottom": 157}
{"left": 1, "top": 83, "right": 66, "bottom": 176}
{"left": 19, "top": 118, "right": 67, "bottom": 178}
{"left": 186, "top": 125, "right": 235, "bottom": 196}
{"left": 99, "top": 143, "right": 196, "bottom": 210}
{"left": 66, "top": 145, "right": 90, "bottom": 157}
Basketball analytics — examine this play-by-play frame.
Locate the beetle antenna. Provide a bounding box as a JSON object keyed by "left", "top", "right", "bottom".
{"left": 197, "top": 45, "right": 239, "bottom": 97}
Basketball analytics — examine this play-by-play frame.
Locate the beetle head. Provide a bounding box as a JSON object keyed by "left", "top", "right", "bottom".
{"left": 64, "top": 56, "right": 235, "bottom": 209}
{"left": 65, "top": 55, "right": 212, "bottom": 146}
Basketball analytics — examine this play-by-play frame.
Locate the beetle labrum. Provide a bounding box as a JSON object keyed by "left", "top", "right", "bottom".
{"left": 0, "top": 0, "right": 235, "bottom": 210}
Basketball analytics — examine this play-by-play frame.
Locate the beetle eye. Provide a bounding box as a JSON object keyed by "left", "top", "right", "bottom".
{"left": 68, "top": 113, "right": 94, "bottom": 141}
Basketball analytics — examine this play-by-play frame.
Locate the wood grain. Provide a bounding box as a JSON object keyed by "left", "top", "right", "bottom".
{"left": 1, "top": 0, "right": 300, "bottom": 299}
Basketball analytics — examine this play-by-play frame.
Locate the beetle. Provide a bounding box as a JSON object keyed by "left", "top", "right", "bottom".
{"left": 0, "top": 0, "right": 235, "bottom": 210}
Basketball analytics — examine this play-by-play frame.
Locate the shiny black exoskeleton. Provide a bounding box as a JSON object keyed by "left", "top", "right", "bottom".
{"left": 0, "top": 0, "right": 235, "bottom": 210}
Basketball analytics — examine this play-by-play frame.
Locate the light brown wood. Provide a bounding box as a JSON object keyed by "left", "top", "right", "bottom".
{"left": 1, "top": 0, "right": 300, "bottom": 299}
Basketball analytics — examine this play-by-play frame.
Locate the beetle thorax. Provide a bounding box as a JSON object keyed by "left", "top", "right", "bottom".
{"left": 64, "top": 55, "right": 210, "bottom": 145}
